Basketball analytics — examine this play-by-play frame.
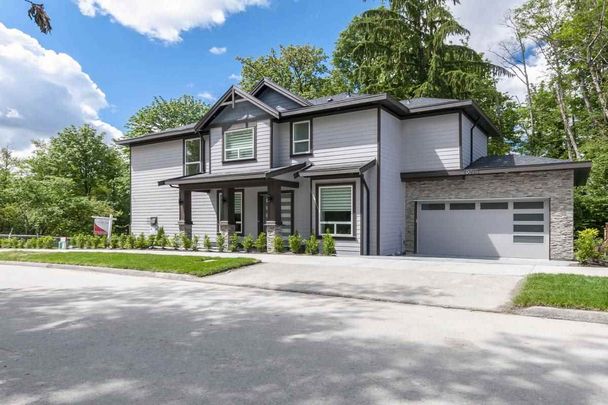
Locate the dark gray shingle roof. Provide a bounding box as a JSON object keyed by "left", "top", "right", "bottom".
{"left": 308, "top": 93, "right": 370, "bottom": 105}
{"left": 467, "top": 155, "right": 569, "bottom": 169}
{"left": 401, "top": 97, "right": 460, "bottom": 109}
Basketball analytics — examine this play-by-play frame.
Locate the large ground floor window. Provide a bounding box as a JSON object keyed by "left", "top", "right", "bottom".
{"left": 217, "top": 191, "right": 243, "bottom": 234}
{"left": 318, "top": 184, "right": 354, "bottom": 237}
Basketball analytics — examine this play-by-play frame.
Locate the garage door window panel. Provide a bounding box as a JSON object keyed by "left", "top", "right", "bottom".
{"left": 481, "top": 202, "right": 508, "bottom": 210}
{"left": 514, "top": 213, "right": 544, "bottom": 221}
{"left": 450, "top": 203, "right": 476, "bottom": 210}
{"left": 421, "top": 203, "right": 445, "bottom": 211}
{"left": 514, "top": 201, "right": 544, "bottom": 210}
{"left": 514, "top": 235, "right": 544, "bottom": 243}
{"left": 514, "top": 224, "right": 544, "bottom": 233}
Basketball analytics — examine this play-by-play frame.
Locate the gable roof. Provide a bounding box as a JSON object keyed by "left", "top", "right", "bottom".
{"left": 250, "top": 77, "right": 311, "bottom": 107}
{"left": 114, "top": 123, "right": 196, "bottom": 146}
{"left": 193, "top": 86, "right": 279, "bottom": 132}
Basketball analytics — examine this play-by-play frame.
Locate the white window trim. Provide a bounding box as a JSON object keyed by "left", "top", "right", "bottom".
{"left": 292, "top": 120, "right": 311, "bottom": 155}
{"left": 184, "top": 137, "right": 201, "bottom": 175}
{"left": 218, "top": 191, "right": 244, "bottom": 234}
{"left": 223, "top": 127, "right": 255, "bottom": 162}
{"left": 318, "top": 184, "right": 354, "bottom": 237}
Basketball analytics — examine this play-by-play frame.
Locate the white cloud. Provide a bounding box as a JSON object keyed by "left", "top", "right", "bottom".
{"left": 209, "top": 46, "right": 227, "bottom": 55}
{"left": 228, "top": 73, "right": 242, "bottom": 81}
{"left": 76, "top": 0, "right": 269, "bottom": 43}
{"left": 197, "top": 91, "right": 216, "bottom": 102}
{"left": 0, "top": 23, "right": 122, "bottom": 154}
{"left": 449, "top": 0, "right": 549, "bottom": 101}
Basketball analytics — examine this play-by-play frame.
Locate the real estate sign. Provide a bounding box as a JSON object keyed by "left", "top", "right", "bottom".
{"left": 93, "top": 216, "right": 113, "bottom": 238}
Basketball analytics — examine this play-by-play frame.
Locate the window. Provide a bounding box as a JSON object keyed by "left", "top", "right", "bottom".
{"left": 514, "top": 201, "right": 544, "bottom": 210}
{"left": 421, "top": 203, "right": 445, "bottom": 211}
{"left": 319, "top": 185, "right": 353, "bottom": 237}
{"left": 450, "top": 203, "right": 475, "bottom": 210}
{"left": 514, "top": 224, "right": 544, "bottom": 233}
{"left": 184, "top": 138, "right": 201, "bottom": 175}
{"left": 514, "top": 213, "right": 544, "bottom": 221}
{"left": 513, "top": 235, "right": 544, "bottom": 244}
{"left": 481, "top": 202, "right": 508, "bottom": 210}
{"left": 292, "top": 121, "right": 311, "bottom": 155}
{"left": 218, "top": 191, "right": 243, "bottom": 234}
{"left": 224, "top": 128, "right": 254, "bottom": 161}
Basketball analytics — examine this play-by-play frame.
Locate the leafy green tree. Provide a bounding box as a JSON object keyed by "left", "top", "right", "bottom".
{"left": 124, "top": 95, "right": 210, "bottom": 138}
{"left": 237, "top": 45, "right": 340, "bottom": 99}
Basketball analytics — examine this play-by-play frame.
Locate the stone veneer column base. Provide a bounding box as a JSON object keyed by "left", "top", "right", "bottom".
{"left": 265, "top": 221, "right": 281, "bottom": 253}
{"left": 219, "top": 221, "right": 235, "bottom": 243}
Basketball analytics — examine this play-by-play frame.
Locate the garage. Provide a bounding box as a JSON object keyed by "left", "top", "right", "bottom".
{"left": 416, "top": 199, "right": 549, "bottom": 259}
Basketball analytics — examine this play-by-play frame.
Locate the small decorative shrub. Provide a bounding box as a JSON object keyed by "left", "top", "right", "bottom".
{"left": 146, "top": 234, "right": 156, "bottom": 248}
{"left": 273, "top": 235, "right": 284, "bottom": 253}
{"left": 192, "top": 235, "right": 200, "bottom": 251}
{"left": 118, "top": 234, "right": 128, "bottom": 249}
{"left": 125, "top": 235, "right": 136, "bottom": 249}
{"left": 110, "top": 235, "right": 120, "bottom": 249}
{"left": 135, "top": 233, "right": 147, "bottom": 249}
{"left": 305, "top": 235, "right": 318, "bottom": 255}
{"left": 172, "top": 234, "right": 181, "bottom": 250}
{"left": 228, "top": 234, "right": 240, "bottom": 252}
{"left": 575, "top": 228, "right": 603, "bottom": 264}
{"left": 288, "top": 233, "right": 302, "bottom": 254}
{"left": 38, "top": 236, "right": 55, "bottom": 249}
{"left": 255, "top": 232, "right": 267, "bottom": 252}
{"left": 216, "top": 233, "right": 226, "bottom": 252}
{"left": 181, "top": 233, "right": 193, "bottom": 250}
{"left": 203, "top": 234, "right": 212, "bottom": 252}
{"left": 24, "top": 238, "right": 35, "bottom": 249}
{"left": 242, "top": 234, "right": 254, "bottom": 252}
{"left": 85, "top": 235, "right": 97, "bottom": 249}
{"left": 156, "top": 227, "right": 168, "bottom": 249}
{"left": 322, "top": 233, "right": 336, "bottom": 256}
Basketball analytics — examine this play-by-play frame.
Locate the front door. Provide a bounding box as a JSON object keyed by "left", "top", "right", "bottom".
{"left": 257, "top": 191, "right": 293, "bottom": 237}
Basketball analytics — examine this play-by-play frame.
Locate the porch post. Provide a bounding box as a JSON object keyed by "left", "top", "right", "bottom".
{"left": 219, "top": 187, "right": 236, "bottom": 242}
{"left": 178, "top": 187, "right": 192, "bottom": 238}
{"left": 266, "top": 180, "right": 282, "bottom": 253}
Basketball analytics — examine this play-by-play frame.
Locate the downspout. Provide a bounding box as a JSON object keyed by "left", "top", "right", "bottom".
{"left": 360, "top": 173, "right": 371, "bottom": 255}
{"left": 470, "top": 117, "right": 481, "bottom": 164}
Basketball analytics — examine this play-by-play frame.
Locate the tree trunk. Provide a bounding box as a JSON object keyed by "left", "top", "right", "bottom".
{"left": 589, "top": 65, "right": 608, "bottom": 122}
{"left": 578, "top": 74, "right": 601, "bottom": 126}
{"left": 554, "top": 81, "right": 581, "bottom": 160}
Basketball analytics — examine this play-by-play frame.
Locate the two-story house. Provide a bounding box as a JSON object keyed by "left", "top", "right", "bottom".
{"left": 116, "top": 78, "right": 591, "bottom": 260}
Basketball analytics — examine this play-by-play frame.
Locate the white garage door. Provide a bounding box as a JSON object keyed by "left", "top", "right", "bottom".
{"left": 416, "top": 200, "right": 549, "bottom": 259}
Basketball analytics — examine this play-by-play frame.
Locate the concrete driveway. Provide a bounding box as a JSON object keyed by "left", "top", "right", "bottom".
{"left": 204, "top": 255, "right": 607, "bottom": 311}
{"left": 2, "top": 263, "right": 608, "bottom": 404}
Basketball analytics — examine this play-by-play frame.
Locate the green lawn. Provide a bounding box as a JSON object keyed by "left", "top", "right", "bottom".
{"left": 514, "top": 273, "right": 608, "bottom": 311}
{"left": 0, "top": 251, "right": 258, "bottom": 277}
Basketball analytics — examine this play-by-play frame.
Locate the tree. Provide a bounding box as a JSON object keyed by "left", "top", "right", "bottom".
{"left": 25, "top": 1, "right": 52, "bottom": 34}
{"left": 333, "top": 1, "right": 510, "bottom": 100}
{"left": 237, "top": 45, "right": 338, "bottom": 99}
{"left": 124, "top": 95, "right": 210, "bottom": 139}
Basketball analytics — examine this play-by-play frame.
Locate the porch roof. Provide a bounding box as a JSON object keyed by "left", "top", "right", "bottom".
{"left": 297, "top": 159, "right": 376, "bottom": 178}
{"left": 158, "top": 162, "right": 307, "bottom": 189}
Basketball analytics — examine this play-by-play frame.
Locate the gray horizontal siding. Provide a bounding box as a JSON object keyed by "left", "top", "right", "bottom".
{"left": 275, "top": 108, "right": 378, "bottom": 167}
{"left": 131, "top": 140, "right": 182, "bottom": 237}
{"left": 472, "top": 126, "right": 488, "bottom": 162}
{"left": 402, "top": 113, "right": 460, "bottom": 172}
{"left": 461, "top": 113, "right": 472, "bottom": 168}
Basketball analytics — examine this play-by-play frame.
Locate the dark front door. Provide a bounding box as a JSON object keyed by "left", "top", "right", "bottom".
{"left": 257, "top": 191, "right": 294, "bottom": 236}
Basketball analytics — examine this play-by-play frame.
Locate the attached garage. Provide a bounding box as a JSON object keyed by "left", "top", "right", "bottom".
{"left": 416, "top": 199, "right": 549, "bottom": 259}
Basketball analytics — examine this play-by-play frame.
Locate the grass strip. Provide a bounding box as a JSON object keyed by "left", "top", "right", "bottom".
{"left": 0, "top": 251, "right": 257, "bottom": 277}
{"left": 513, "top": 273, "right": 608, "bottom": 311}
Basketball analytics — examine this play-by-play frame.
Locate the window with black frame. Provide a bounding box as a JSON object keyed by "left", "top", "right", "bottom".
{"left": 318, "top": 185, "right": 353, "bottom": 237}
{"left": 184, "top": 138, "right": 201, "bottom": 175}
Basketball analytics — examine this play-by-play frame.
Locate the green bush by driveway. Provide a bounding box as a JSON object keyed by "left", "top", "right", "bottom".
{"left": 514, "top": 273, "right": 608, "bottom": 311}
{"left": 0, "top": 251, "right": 258, "bottom": 277}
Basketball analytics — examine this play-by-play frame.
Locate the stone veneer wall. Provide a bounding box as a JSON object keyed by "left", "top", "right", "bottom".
{"left": 404, "top": 170, "right": 574, "bottom": 260}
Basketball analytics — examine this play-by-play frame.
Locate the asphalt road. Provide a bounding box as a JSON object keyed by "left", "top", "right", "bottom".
{"left": 2, "top": 263, "right": 608, "bottom": 404}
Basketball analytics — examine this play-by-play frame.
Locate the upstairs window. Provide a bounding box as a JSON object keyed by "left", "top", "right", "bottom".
{"left": 319, "top": 185, "right": 353, "bottom": 237}
{"left": 292, "top": 121, "right": 311, "bottom": 155}
{"left": 224, "top": 128, "right": 254, "bottom": 161}
{"left": 184, "top": 138, "right": 201, "bottom": 175}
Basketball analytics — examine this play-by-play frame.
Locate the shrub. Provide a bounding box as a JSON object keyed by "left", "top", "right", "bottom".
{"left": 575, "top": 228, "right": 603, "bottom": 264}
{"left": 135, "top": 233, "right": 148, "bottom": 249}
{"left": 216, "top": 233, "right": 226, "bottom": 252}
{"left": 85, "top": 235, "right": 96, "bottom": 249}
{"left": 322, "top": 233, "right": 336, "bottom": 256}
{"left": 156, "top": 227, "right": 167, "bottom": 249}
{"left": 181, "top": 233, "right": 193, "bottom": 250}
{"left": 242, "top": 234, "right": 254, "bottom": 252}
{"left": 110, "top": 235, "right": 120, "bottom": 249}
{"left": 146, "top": 234, "right": 156, "bottom": 248}
{"left": 288, "top": 233, "right": 302, "bottom": 254}
{"left": 203, "top": 234, "right": 212, "bottom": 252}
{"left": 123, "top": 235, "right": 136, "bottom": 250}
{"left": 118, "top": 234, "right": 128, "bottom": 249}
{"left": 255, "top": 232, "right": 267, "bottom": 252}
{"left": 273, "top": 235, "right": 284, "bottom": 253}
{"left": 228, "top": 234, "right": 240, "bottom": 252}
{"left": 305, "top": 235, "right": 318, "bottom": 255}
{"left": 38, "top": 236, "right": 55, "bottom": 249}
{"left": 24, "top": 238, "right": 35, "bottom": 249}
{"left": 172, "top": 234, "right": 181, "bottom": 250}
{"left": 192, "top": 235, "right": 200, "bottom": 251}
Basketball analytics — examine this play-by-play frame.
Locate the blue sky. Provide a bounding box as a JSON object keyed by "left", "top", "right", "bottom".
{"left": 0, "top": 0, "right": 536, "bottom": 155}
